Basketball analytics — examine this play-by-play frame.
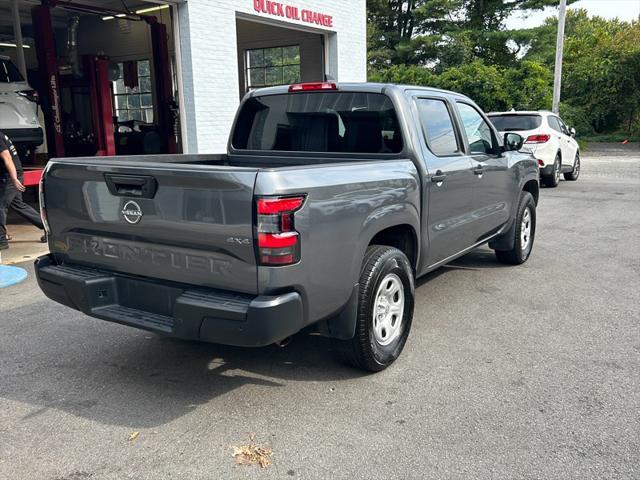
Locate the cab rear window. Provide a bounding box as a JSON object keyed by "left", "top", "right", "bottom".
{"left": 0, "top": 59, "right": 23, "bottom": 83}
{"left": 489, "top": 114, "right": 542, "bottom": 131}
{"left": 232, "top": 92, "right": 403, "bottom": 154}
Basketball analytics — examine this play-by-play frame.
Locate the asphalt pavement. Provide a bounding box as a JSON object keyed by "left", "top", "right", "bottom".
{"left": 1, "top": 143, "right": 638, "bottom": 480}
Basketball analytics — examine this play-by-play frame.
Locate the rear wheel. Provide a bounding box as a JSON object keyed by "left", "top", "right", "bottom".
{"left": 564, "top": 153, "right": 580, "bottom": 181}
{"left": 494, "top": 192, "right": 536, "bottom": 265}
{"left": 543, "top": 155, "right": 561, "bottom": 187}
{"left": 333, "top": 245, "right": 414, "bottom": 372}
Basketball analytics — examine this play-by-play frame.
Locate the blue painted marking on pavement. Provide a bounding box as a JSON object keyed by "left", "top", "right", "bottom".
{"left": 0, "top": 265, "right": 28, "bottom": 288}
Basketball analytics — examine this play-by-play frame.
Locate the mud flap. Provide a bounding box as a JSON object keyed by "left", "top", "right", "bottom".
{"left": 320, "top": 283, "right": 359, "bottom": 340}
{"left": 488, "top": 217, "right": 516, "bottom": 251}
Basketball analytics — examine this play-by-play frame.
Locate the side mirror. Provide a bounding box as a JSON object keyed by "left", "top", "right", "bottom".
{"left": 503, "top": 132, "right": 524, "bottom": 152}
{"left": 570, "top": 127, "right": 576, "bottom": 137}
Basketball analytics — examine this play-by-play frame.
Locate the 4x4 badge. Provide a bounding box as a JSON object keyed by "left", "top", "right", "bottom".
{"left": 121, "top": 200, "right": 143, "bottom": 224}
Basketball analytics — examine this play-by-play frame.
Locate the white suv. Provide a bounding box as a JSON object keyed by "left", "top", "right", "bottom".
{"left": 0, "top": 55, "right": 43, "bottom": 154}
{"left": 488, "top": 110, "right": 580, "bottom": 187}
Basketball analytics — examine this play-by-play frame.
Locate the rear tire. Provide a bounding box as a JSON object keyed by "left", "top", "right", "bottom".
{"left": 542, "top": 155, "right": 561, "bottom": 188}
{"left": 564, "top": 153, "right": 580, "bottom": 181}
{"left": 494, "top": 192, "right": 536, "bottom": 265}
{"left": 333, "top": 245, "right": 414, "bottom": 372}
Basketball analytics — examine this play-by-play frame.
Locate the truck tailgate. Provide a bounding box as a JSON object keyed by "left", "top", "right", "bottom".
{"left": 43, "top": 160, "right": 259, "bottom": 294}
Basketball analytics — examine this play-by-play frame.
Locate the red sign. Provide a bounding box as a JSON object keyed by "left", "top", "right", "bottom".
{"left": 253, "top": 0, "right": 333, "bottom": 27}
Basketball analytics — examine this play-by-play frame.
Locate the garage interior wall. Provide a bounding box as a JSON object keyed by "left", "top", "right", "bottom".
{"left": 236, "top": 19, "right": 324, "bottom": 97}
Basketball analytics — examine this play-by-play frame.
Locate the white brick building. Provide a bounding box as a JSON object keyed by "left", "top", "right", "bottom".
{"left": 172, "top": 0, "right": 367, "bottom": 153}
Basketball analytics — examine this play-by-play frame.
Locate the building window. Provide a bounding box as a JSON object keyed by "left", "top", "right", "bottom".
{"left": 246, "top": 45, "right": 301, "bottom": 90}
{"left": 113, "top": 60, "right": 153, "bottom": 123}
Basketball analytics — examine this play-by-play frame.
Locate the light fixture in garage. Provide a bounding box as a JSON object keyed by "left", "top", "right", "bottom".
{"left": 0, "top": 43, "right": 31, "bottom": 49}
{"left": 102, "top": 4, "right": 169, "bottom": 20}
{"left": 102, "top": 13, "right": 127, "bottom": 20}
{"left": 135, "top": 5, "right": 170, "bottom": 15}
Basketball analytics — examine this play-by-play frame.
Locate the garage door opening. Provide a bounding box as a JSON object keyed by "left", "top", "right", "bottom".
{"left": 236, "top": 18, "right": 325, "bottom": 98}
{"left": 0, "top": 0, "right": 182, "bottom": 263}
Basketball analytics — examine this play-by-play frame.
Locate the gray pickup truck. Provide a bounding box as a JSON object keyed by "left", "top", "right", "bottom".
{"left": 35, "top": 82, "right": 538, "bottom": 371}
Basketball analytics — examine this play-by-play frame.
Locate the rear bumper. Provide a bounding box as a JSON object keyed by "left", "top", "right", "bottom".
{"left": 34, "top": 255, "right": 304, "bottom": 347}
{"left": 2, "top": 127, "right": 43, "bottom": 147}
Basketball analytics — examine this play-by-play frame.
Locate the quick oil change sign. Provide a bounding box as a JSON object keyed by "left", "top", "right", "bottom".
{"left": 253, "top": 0, "right": 333, "bottom": 27}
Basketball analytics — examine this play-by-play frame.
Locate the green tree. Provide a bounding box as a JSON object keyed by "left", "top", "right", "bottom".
{"left": 526, "top": 9, "right": 640, "bottom": 134}
{"left": 504, "top": 60, "right": 552, "bottom": 110}
{"left": 367, "top": 0, "right": 576, "bottom": 71}
{"left": 367, "top": 0, "right": 463, "bottom": 68}
{"left": 367, "top": 2, "right": 640, "bottom": 135}
{"left": 436, "top": 61, "right": 511, "bottom": 111}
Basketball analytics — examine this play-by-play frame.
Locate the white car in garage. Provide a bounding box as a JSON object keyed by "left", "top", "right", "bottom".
{"left": 0, "top": 55, "right": 44, "bottom": 154}
{"left": 488, "top": 110, "right": 580, "bottom": 187}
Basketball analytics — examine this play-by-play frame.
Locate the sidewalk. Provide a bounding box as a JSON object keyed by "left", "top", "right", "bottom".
{"left": 0, "top": 218, "right": 48, "bottom": 265}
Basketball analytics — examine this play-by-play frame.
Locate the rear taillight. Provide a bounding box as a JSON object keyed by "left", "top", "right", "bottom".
{"left": 18, "top": 89, "right": 39, "bottom": 103}
{"left": 256, "top": 195, "right": 305, "bottom": 266}
{"left": 39, "top": 166, "right": 50, "bottom": 235}
{"left": 288, "top": 82, "right": 337, "bottom": 92}
{"left": 525, "top": 134, "right": 550, "bottom": 144}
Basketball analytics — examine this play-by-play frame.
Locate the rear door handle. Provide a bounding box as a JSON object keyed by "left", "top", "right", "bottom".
{"left": 431, "top": 170, "right": 446, "bottom": 183}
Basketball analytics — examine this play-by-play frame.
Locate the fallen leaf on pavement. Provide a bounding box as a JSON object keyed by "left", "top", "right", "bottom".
{"left": 232, "top": 436, "right": 273, "bottom": 469}
{"left": 129, "top": 431, "right": 140, "bottom": 441}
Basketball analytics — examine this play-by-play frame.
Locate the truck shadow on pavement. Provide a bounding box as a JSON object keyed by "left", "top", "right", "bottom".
{"left": 2, "top": 248, "right": 503, "bottom": 429}
{"left": 1, "top": 317, "right": 364, "bottom": 429}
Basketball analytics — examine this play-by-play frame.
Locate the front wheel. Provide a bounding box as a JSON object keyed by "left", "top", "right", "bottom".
{"left": 494, "top": 192, "right": 536, "bottom": 265}
{"left": 564, "top": 153, "right": 580, "bottom": 181}
{"left": 333, "top": 245, "right": 415, "bottom": 372}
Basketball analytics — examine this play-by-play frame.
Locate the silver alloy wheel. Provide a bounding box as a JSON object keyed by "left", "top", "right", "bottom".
{"left": 554, "top": 160, "right": 561, "bottom": 183}
{"left": 372, "top": 273, "right": 405, "bottom": 346}
{"left": 521, "top": 207, "right": 532, "bottom": 251}
{"left": 574, "top": 156, "right": 580, "bottom": 177}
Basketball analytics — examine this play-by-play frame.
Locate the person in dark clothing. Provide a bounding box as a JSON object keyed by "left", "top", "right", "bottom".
{"left": 0, "top": 131, "right": 46, "bottom": 250}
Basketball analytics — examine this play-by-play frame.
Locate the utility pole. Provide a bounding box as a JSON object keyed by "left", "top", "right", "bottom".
{"left": 552, "top": 0, "right": 567, "bottom": 114}
{"left": 10, "top": 0, "right": 27, "bottom": 79}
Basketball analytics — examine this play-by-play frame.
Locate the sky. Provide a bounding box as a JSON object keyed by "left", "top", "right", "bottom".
{"left": 506, "top": 0, "right": 640, "bottom": 30}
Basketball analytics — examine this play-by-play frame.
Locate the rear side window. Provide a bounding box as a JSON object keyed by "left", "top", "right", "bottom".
{"left": 416, "top": 98, "right": 459, "bottom": 156}
{"left": 0, "top": 59, "right": 23, "bottom": 83}
{"left": 548, "top": 116, "right": 562, "bottom": 133}
{"left": 232, "top": 92, "right": 403, "bottom": 153}
{"left": 488, "top": 114, "right": 542, "bottom": 131}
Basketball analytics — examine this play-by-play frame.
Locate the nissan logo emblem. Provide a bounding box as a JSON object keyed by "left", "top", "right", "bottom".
{"left": 121, "top": 200, "right": 143, "bottom": 224}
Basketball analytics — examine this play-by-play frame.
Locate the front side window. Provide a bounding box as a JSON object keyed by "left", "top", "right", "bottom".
{"left": 232, "top": 92, "right": 403, "bottom": 154}
{"left": 0, "top": 59, "right": 23, "bottom": 83}
{"left": 416, "top": 98, "right": 459, "bottom": 156}
{"left": 246, "top": 46, "right": 301, "bottom": 90}
{"left": 457, "top": 102, "right": 495, "bottom": 155}
{"left": 113, "top": 60, "right": 153, "bottom": 123}
{"left": 557, "top": 117, "right": 570, "bottom": 135}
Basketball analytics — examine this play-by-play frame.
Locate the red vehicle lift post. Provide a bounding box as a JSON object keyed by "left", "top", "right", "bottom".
{"left": 31, "top": 4, "right": 65, "bottom": 159}
{"left": 148, "top": 17, "right": 177, "bottom": 154}
{"left": 84, "top": 56, "right": 116, "bottom": 156}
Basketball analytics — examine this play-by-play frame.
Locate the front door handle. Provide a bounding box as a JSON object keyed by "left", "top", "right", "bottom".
{"left": 431, "top": 170, "right": 447, "bottom": 184}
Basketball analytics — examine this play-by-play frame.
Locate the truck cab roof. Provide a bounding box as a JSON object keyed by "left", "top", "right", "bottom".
{"left": 248, "top": 82, "right": 473, "bottom": 102}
